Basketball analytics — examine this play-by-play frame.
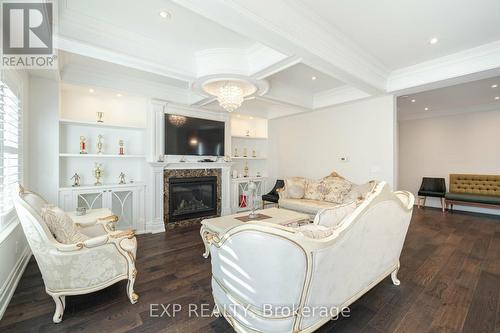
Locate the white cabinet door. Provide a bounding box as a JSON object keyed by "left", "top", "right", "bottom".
{"left": 232, "top": 179, "right": 266, "bottom": 212}
{"left": 109, "top": 188, "right": 136, "bottom": 230}
{"left": 76, "top": 189, "right": 106, "bottom": 210}
{"left": 59, "top": 185, "right": 145, "bottom": 232}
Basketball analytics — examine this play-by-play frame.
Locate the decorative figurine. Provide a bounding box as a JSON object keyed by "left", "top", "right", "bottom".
{"left": 70, "top": 173, "right": 81, "bottom": 187}
{"left": 118, "top": 172, "right": 126, "bottom": 184}
{"left": 118, "top": 140, "right": 125, "bottom": 155}
{"left": 93, "top": 163, "right": 103, "bottom": 186}
{"left": 246, "top": 130, "right": 250, "bottom": 137}
{"left": 243, "top": 162, "right": 249, "bottom": 177}
{"left": 243, "top": 148, "right": 247, "bottom": 157}
{"left": 234, "top": 147, "right": 238, "bottom": 157}
{"left": 97, "top": 134, "right": 104, "bottom": 154}
{"left": 252, "top": 149, "right": 257, "bottom": 158}
{"left": 256, "top": 171, "right": 261, "bottom": 177}
{"left": 79, "top": 136, "right": 87, "bottom": 154}
{"left": 96, "top": 111, "right": 104, "bottom": 123}
{"left": 179, "top": 156, "right": 187, "bottom": 163}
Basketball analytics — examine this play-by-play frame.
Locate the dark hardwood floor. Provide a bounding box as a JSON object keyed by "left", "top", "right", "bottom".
{"left": 1, "top": 208, "right": 499, "bottom": 333}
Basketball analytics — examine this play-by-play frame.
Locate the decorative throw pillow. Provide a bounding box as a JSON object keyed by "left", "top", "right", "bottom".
{"left": 304, "top": 179, "right": 324, "bottom": 201}
{"left": 322, "top": 178, "right": 352, "bottom": 203}
{"left": 314, "top": 201, "right": 356, "bottom": 228}
{"left": 296, "top": 224, "right": 334, "bottom": 239}
{"left": 345, "top": 180, "right": 377, "bottom": 204}
{"left": 41, "top": 205, "right": 89, "bottom": 244}
{"left": 285, "top": 177, "right": 306, "bottom": 199}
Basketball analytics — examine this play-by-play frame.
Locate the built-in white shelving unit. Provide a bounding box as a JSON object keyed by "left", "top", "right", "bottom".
{"left": 229, "top": 115, "right": 269, "bottom": 212}
{"left": 231, "top": 156, "right": 267, "bottom": 160}
{"left": 59, "top": 153, "right": 145, "bottom": 158}
{"left": 231, "top": 135, "right": 267, "bottom": 140}
{"left": 57, "top": 84, "right": 148, "bottom": 232}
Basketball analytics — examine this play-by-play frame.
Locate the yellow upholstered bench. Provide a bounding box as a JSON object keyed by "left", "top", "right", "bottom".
{"left": 445, "top": 174, "right": 500, "bottom": 211}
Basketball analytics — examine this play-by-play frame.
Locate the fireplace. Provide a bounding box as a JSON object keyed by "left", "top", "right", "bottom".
{"left": 168, "top": 176, "right": 218, "bottom": 222}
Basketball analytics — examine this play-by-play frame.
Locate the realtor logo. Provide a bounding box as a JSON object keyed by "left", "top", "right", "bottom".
{"left": 1, "top": 1, "right": 56, "bottom": 68}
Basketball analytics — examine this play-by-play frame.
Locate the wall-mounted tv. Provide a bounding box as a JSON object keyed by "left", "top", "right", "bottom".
{"left": 165, "top": 114, "right": 225, "bottom": 156}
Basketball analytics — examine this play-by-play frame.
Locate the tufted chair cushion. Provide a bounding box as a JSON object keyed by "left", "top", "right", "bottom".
{"left": 449, "top": 174, "right": 500, "bottom": 197}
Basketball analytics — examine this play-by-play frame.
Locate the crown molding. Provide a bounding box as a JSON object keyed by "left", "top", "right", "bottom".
{"left": 388, "top": 40, "right": 500, "bottom": 93}
{"left": 398, "top": 101, "right": 500, "bottom": 122}
{"left": 313, "top": 85, "right": 371, "bottom": 109}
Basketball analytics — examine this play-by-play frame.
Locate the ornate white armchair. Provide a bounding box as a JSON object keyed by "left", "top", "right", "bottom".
{"left": 201, "top": 182, "right": 414, "bottom": 333}
{"left": 13, "top": 186, "right": 139, "bottom": 323}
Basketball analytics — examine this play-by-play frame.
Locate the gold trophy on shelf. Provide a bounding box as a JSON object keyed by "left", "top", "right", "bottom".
{"left": 93, "top": 163, "right": 103, "bottom": 186}
{"left": 97, "top": 134, "right": 104, "bottom": 154}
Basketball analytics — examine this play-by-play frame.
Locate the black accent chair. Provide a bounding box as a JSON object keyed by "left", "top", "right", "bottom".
{"left": 262, "top": 179, "right": 285, "bottom": 209}
{"left": 417, "top": 177, "right": 446, "bottom": 212}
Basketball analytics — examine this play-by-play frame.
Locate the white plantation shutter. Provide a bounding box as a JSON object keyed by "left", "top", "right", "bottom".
{"left": 0, "top": 80, "right": 22, "bottom": 231}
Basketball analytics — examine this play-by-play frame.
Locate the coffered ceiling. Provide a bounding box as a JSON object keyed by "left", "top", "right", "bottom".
{"left": 53, "top": 0, "right": 500, "bottom": 118}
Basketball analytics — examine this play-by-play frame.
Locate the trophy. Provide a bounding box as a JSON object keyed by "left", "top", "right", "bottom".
{"left": 96, "top": 112, "right": 104, "bottom": 123}
{"left": 243, "top": 148, "right": 247, "bottom": 157}
{"left": 252, "top": 149, "right": 257, "bottom": 158}
{"left": 93, "top": 163, "right": 103, "bottom": 186}
{"left": 97, "top": 134, "right": 104, "bottom": 154}
{"left": 118, "top": 172, "right": 126, "bottom": 184}
{"left": 243, "top": 162, "right": 249, "bottom": 177}
{"left": 118, "top": 140, "right": 125, "bottom": 155}
{"left": 70, "top": 173, "right": 81, "bottom": 187}
{"left": 79, "top": 136, "right": 87, "bottom": 154}
{"left": 234, "top": 147, "right": 238, "bottom": 157}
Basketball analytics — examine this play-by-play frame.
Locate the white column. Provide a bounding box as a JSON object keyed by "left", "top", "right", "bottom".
{"left": 146, "top": 162, "right": 166, "bottom": 233}
{"left": 148, "top": 100, "right": 167, "bottom": 162}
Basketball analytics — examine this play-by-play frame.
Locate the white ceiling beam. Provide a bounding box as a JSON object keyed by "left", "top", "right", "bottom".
{"left": 173, "top": 0, "right": 388, "bottom": 95}
{"left": 57, "top": 36, "right": 196, "bottom": 83}
{"left": 387, "top": 40, "right": 500, "bottom": 93}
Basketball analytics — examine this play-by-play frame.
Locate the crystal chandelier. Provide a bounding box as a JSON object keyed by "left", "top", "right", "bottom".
{"left": 168, "top": 114, "right": 187, "bottom": 127}
{"left": 217, "top": 82, "right": 244, "bottom": 112}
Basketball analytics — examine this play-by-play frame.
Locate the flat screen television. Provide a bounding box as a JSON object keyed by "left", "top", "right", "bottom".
{"left": 165, "top": 114, "right": 225, "bottom": 156}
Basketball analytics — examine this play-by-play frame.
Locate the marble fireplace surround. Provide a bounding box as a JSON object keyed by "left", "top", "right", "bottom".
{"left": 164, "top": 168, "right": 221, "bottom": 227}
{"left": 147, "top": 161, "right": 232, "bottom": 232}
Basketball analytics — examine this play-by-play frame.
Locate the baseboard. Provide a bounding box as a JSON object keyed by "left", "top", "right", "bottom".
{"left": 0, "top": 246, "right": 31, "bottom": 320}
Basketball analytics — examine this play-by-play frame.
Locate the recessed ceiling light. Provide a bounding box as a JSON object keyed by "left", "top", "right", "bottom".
{"left": 116, "top": 93, "right": 122, "bottom": 97}
{"left": 89, "top": 89, "right": 94, "bottom": 93}
{"left": 429, "top": 37, "right": 438, "bottom": 45}
{"left": 311, "top": 76, "right": 317, "bottom": 81}
{"left": 159, "top": 11, "right": 171, "bottom": 19}
{"left": 424, "top": 107, "right": 429, "bottom": 111}
{"left": 492, "top": 84, "right": 498, "bottom": 88}
{"left": 411, "top": 99, "right": 416, "bottom": 103}
{"left": 495, "top": 96, "right": 500, "bottom": 100}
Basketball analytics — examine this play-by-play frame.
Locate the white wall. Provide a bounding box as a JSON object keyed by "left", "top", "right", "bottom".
{"left": 268, "top": 95, "right": 396, "bottom": 189}
{"left": 26, "top": 77, "right": 60, "bottom": 204}
{"left": 0, "top": 70, "right": 31, "bottom": 319}
{"left": 399, "top": 109, "right": 500, "bottom": 215}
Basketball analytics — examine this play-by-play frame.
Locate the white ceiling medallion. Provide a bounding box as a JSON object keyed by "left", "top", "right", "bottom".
{"left": 193, "top": 76, "right": 269, "bottom": 112}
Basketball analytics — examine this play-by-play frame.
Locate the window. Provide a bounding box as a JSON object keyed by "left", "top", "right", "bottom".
{"left": 0, "top": 80, "right": 22, "bottom": 231}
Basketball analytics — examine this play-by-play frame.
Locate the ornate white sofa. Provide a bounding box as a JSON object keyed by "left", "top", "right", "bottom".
{"left": 279, "top": 175, "right": 377, "bottom": 218}
{"left": 13, "top": 186, "right": 139, "bottom": 323}
{"left": 201, "top": 182, "right": 414, "bottom": 333}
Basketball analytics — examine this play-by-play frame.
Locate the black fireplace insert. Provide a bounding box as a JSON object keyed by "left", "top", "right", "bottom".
{"left": 168, "top": 176, "right": 217, "bottom": 222}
